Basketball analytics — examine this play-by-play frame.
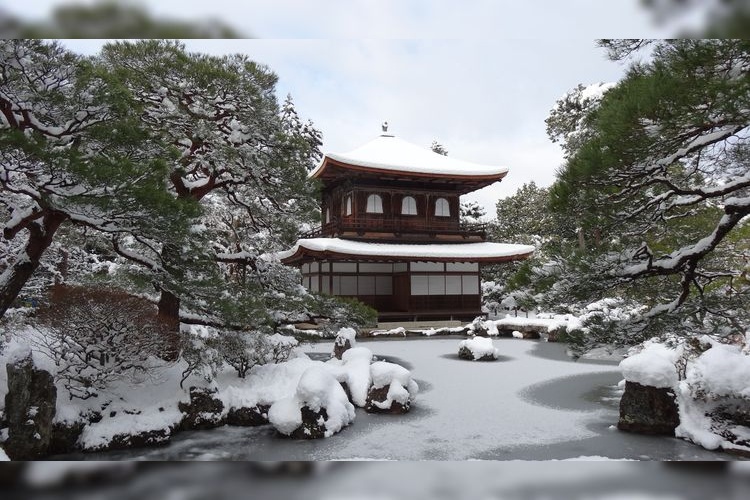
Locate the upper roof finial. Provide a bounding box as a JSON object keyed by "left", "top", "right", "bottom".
{"left": 381, "top": 121, "right": 388, "bottom": 133}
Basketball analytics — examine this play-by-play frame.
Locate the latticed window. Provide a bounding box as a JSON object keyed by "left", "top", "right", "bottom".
{"left": 435, "top": 197, "right": 450, "bottom": 217}
{"left": 366, "top": 194, "right": 384, "bottom": 214}
{"left": 401, "top": 196, "right": 417, "bottom": 215}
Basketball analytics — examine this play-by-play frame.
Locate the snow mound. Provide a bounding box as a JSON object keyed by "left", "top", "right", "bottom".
{"left": 511, "top": 330, "right": 524, "bottom": 339}
{"left": 619, "top": 342, "right": 679, "bottom": 389}
{"left": 686, "top": 342, "right": 750, "bottom": 399}
{"left": 459, "top": 336, "right": 499, "bottom": 361}
{"left": 368, "top": 361, "right": 419, "bottom": 409}
{"left": 325, "top": 347, "right": 373, "bottom": 407}
{"left": 268, "top": 366, "right": 355, "bottom": 438}
{"left": 335, "top": 327, "right": 357, "bottom": 346}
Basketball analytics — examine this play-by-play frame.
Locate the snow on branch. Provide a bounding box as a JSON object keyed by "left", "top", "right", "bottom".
{"left": 111, "top": 236, "right": 162, "bottom": 273}
{"left": 654, "top": 125, "right": 746, "bottom": 168}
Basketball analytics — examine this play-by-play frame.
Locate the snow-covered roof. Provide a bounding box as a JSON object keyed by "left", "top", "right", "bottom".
{"left": 279, "top": 238, "right": 534, "bottom": 264}
{"left": 311, "top": 135, "right": 509, "bottom": 179}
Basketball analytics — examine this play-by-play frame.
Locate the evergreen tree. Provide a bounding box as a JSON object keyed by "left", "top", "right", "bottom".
{"left": 0, "top": 40, "right": 191, "bottom": 317}
{"left": 98, "top": 40, "right": 322, "bottom": 329}
{"left": 548, "top": 39, "right": 750, "bottom": 343}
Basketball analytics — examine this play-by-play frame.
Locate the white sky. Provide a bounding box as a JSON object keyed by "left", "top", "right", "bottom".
{"left": 4, "top": 0, "right": 676, "bottom": 216}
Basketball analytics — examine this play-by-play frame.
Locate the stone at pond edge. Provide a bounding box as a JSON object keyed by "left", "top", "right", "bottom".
{"left": 96, "top": 428, "right": 173, "bottom": 452}
{"left": 708, "top": 398, "right": 750, "bottom": 455}
{"left": 618, "top": 381, "right": 679, "bottom": 435}
{"left": 457, "top": 346, "right": 496, "bottom": 362}
{"left": 282, "top": 406, "right": 329, "bottom": 439}
{"left": 178, "top": 387, "right": 226, "bottom": 430}
{"left": 4, "top": 352, "right": 57, "bottom": 460}
{"left": 365, "top": 385, "right": 411, "bottom": 414}
{"left": 333, "top": 338, "right": 352, "bottom": 360}
{"left": 48, "top": 421, "right": 85, "bottom": 455}
{"left": 227, "top": 405, "right": 270, "bottom": 426}
{"left": 547, "top": 327, "right": 565, "bottom": 342}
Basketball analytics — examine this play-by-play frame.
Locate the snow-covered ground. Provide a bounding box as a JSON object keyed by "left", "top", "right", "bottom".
{"left": 54, "top": 338, "right": 727, "bottom": 461}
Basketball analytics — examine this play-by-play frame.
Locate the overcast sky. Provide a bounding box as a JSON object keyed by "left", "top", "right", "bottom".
{"left": 7, "top": 0, "right": 685, "bottom": 216}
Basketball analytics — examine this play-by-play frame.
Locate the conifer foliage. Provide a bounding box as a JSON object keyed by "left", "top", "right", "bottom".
{"left": 0, "top": 40, "right": 189, "bottom": 317}
{"left": 548, "top": 39, "right": 750, "bottom": 341}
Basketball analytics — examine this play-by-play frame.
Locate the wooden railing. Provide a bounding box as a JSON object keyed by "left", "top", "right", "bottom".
{"left": 300, "top": 217, "right": 489, "bottom": 239}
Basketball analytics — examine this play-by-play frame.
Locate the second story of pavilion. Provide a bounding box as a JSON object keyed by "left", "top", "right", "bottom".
{"left": 304, "top": 133, "right": 509, "bottom": 243}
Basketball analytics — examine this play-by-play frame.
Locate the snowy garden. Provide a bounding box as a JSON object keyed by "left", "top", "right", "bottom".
{"left": 1, "top": 38, "right": 750, "bottom": 464}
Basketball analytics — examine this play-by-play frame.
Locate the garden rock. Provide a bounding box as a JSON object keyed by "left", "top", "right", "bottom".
{"left": 332, "top": 327, "right": 357, "bottom": 359}
{"left": 48, "top": 421, "right": 85, "bottom": 455}
{"left": 365, "top": 361, "right": 418, "bottom": 414}
{"left": 618, "top": 381, "right": 679, "bottom": 435}
{"left": 458, "top": 336, "right": 499, "bottom": 361}
{"left": 227, "top": 404, "right": 270, "bottom": 427}
{"left": 178, "top": 387, "right": 225, "bottom": 430}
{"left": 3, "top": 349, "right": 57, "bottom": 460}
{"left": 268, "top": 366, "right": 355, "bottom": 439}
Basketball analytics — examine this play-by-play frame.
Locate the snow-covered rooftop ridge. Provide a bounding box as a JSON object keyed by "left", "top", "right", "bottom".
{"left": 279, "top": 238, "right": 534, "bottom": 261}
{"left": 311, "top": 134, "right": 509, "bottom": 178}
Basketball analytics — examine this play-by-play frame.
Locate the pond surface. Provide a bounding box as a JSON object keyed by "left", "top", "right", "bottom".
{"left": 58, "top": 337, "right": 728, "bottom": 461}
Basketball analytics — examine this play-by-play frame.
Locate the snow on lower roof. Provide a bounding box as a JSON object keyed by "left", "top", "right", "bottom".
{"left": 311, "top": 135, "right": 509, "bottom": 178}
{"left": 279, "top": 238, "right": 534, "bottom": 263}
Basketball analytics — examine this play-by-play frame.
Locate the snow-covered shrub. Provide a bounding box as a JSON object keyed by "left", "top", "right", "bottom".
{"left": 365, "top": 361, "right": 419, "bottom": 413}
{"left": 458, "top": 336, "right": 499, "bottom": 361}
{"left": 178, "top": 328, "right": 223, "bottom": 388}
{"left": 467, "top": 316, "right": 489, "bottom": 337}
{"left": 685, "top": 340, "right": 750, "bottom": 400}
{"left": 268, "top": 366, "right": 355, "bottom": 438}
{"left": 217, "top": 329, "right": 299, "bottom": 378}
{"left": 313, "top": 296, "right": 377, "bottom": 334}
{"left": 32, "top": 286, "right": 172, "bottom": 400}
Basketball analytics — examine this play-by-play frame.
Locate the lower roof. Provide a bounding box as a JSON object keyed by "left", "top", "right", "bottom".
{"left": 279, "top": 238, "right": 534, "bottom": 265}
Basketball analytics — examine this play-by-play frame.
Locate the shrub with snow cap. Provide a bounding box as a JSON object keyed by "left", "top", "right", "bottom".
{"left": 685, "top": 341, "right": 750, "bottom": 400}
{"left": 365, "top": 361, "right": 418, "bottom": 414}
{"left": 671, "top": 339, "right": 750, "bottom": 453}
{"left": 332, "top": 327, "right": 357, "bottom": 359}
{"left": 268, "top": 366, "right": 355, "bottom": 439}
{"left": 458, "top": 336, "right": 499, "bottom": 361}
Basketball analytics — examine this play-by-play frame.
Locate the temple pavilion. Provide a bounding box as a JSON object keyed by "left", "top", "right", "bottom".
{"left": 279, "top": 131, "right": 534, "bottom": 322}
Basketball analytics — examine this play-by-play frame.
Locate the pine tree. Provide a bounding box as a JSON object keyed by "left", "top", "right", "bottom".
{"left": 549, "top": 39, "right": 750, "bottom": 342}
{"left": 0, "top": 40, "right": 191, "bottom": 317}
{"left": 98, "top": 40, "right": 322, "bottom": 329}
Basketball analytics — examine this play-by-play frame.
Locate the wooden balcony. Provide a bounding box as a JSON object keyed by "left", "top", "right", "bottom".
{"left": 300, "top": 217, "right": 489, "bottom": 241}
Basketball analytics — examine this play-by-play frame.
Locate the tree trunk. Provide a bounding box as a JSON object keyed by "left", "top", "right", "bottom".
{"left": 157, "top": 287, "right": 181, "bottom": 361}
{"left": 155, "top": 241, "right": 183, "bottom": 360}
{"left": 157, "top": 287, "right": 181, "bottom": 332}
{"left": 0, "top": 213, "right": 66, "bottom": 318}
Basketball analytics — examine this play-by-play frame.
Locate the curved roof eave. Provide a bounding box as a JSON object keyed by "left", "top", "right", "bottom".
{"left": 309, "top": 134, "right": 509, "bottom": 180}
{"left": 278, "top": 238, "right": 535, "bottom": 265}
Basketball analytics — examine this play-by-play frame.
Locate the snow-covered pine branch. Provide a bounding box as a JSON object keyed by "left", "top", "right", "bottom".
{"left": 549, "top": 39, "right": 750, "bottom": 333}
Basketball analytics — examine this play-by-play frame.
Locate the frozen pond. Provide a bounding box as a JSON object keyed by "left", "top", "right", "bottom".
{"left": 57, "top": 337, "right": 727, "bottom": 461}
